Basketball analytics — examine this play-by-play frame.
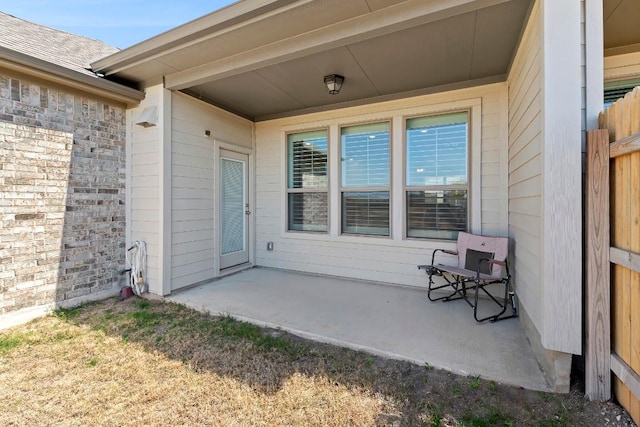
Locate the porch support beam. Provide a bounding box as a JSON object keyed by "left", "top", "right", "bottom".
{"left": 164, "top": 0, "right": 513, "bottom": 90}
{"left": 540, "top": 0, "right": 583, "bottom": 355}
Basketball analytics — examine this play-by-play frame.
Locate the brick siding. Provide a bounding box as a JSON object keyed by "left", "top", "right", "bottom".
{"left": 0, "top": 74, "right": 126, "bottom": 314}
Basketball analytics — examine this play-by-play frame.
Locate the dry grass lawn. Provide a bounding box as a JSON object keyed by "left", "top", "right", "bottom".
{"left": 0, "top": 297, "right": 635, "bottom": 426}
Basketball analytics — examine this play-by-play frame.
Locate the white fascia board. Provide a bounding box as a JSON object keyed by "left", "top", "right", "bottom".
{"left": 164, "top": 0, "right": 512, "bottom": 90}
{"left": 91, "top": 0, "right": 303, "bottom": 75}
{"left": 0, "top": 46, "right": 144, "bottom": 106}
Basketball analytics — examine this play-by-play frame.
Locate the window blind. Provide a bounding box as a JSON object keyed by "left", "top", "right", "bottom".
{"left": 341, "top": 122, "right": 390, "bottom": 188}
{"left": 287, "top": 130, "right": 328, "bottom": 232}
{"left": 406, "top": 112, "right": 468, "bottom": 240}
{"left": 342, "top": 191, "right": 390, "bottom": 236}
{"left": 340, "top": 122, "right": 390, "bottom": 236}
{"left": 221, "top": 158, "right": 244, "bottom": 254}
{"left": 406, "top": 114, "right": 468, "bottom": 186}
{"left": 406, "top": 190, "right": 467, "bottom": 239}
{"left": 287, "top": 131, "right": 328, "bottom": 189}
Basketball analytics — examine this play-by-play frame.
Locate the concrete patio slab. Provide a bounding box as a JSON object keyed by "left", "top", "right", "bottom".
{"left": 167, "top": 267, "right": 550, "bottom": 391}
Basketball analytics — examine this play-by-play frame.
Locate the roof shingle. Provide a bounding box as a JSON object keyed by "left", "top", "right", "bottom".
{"left": 0, "top": 11, "right": 118, "bottom": 76}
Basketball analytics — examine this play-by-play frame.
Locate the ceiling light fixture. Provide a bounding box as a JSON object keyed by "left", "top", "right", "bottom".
{"left": 324, "top": 74, "right": 344, "bottom": 95}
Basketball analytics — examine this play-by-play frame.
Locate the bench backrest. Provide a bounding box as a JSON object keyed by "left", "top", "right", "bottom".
{"left": 456, "top": 232, "right": 509, "bottom": 278}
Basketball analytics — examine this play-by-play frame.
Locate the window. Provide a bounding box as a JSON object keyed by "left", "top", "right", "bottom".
{"left": 287, "top": 130, "right": 328, "bottom": 232}
{"left": 284, "top": 104, "right": 477, "bottom": 239}
{"left": 604, "top": 79, "right": 640, "bottom": 108}
{"left": 406, "top": 112, "right": 468, "bottom": 240}
{"left": 340, "top": 122, "right": 390, "bottom": 236}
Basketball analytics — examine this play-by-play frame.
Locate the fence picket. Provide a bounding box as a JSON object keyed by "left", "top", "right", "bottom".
{"left": 630, "top": 92, "right": 640, "bottom": 421}
{"left": 630, "top": 149, "right": 640, "bottom": 421}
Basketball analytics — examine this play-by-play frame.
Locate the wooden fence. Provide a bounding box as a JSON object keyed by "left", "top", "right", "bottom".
{"left": 586, "top": 86, "right": 640, "bottom": 425}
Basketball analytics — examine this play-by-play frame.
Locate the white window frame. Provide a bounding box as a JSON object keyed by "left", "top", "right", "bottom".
{"left": 285, "top": 129, "right": 329, "bottom": 233}
{"left": 404, "top": 110, "right": 470, "bottom": 240}
{"left": 280, "top": 97, "right": 481, "bottom": 245}
{"left": 339, "top": 121, "right": 392, "bottom": 237}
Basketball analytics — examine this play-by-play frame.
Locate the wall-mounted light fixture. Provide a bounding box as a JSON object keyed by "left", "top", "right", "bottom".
{"left": 324, "top": 74, "right": 344, "bottom": 95}
{"left": 134, "top": 106, "right": 158, "bottom": 127}
{"left": 204, "top": 130, "right": 211, "bottom": 137}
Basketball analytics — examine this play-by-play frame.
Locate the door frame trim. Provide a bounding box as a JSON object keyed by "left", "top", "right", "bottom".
{"left": 213, "top": 140, "right": 254, "bottom": 277}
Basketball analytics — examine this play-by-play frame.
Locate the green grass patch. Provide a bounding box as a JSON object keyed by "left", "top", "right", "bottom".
{"left": 130, "top": 309, "right": 160, "bottom": 325}
{"left": 467, "top": 375, "right": 482, "bottom": 389}
{"left": 0, "top": 334, "right": 26, "bottom": 354}
{"left": 215, "top": 316, "right": 296, "bottom": 353}
{"left": 425, "top": 402, "right": 444, "bottom": 427}
{"left": 136, "top": 300, "right": 150, "bottom": 310}
{"left": 461, "top": 406, "right": 514, "bottom": 426}
{"left": 128, "top": 300, "right": 161, "bottom": 327}
{"left": 537, "top": 390, "right": 551, "bottom": 402}
{"left": 53, "top": 306, "right": 83, "bottom": 321}
{"left": 449, "top": 383, "right": 462, "bottom": 395}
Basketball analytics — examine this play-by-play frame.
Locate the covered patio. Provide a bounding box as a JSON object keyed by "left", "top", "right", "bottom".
{"left": 167, "top": 267, "right": 550, "bottom": 391}
{"left": 93, "top": 0, "right": 588, "bottom": 393}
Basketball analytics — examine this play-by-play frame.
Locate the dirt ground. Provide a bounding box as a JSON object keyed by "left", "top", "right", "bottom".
{"left": 0, "top": 297, "right": 636, "bottom": 426}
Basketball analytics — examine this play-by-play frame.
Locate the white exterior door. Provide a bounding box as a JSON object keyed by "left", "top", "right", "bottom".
{"left": 219, "top": 150, "right": 249, "bottom": 269}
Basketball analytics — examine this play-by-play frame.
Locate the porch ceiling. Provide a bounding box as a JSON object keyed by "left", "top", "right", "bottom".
{"left": 94, "top": 0, "right": 533, "bottom": 121}
{"left": 604, "top": 0, "right": 640, "bottom": 56}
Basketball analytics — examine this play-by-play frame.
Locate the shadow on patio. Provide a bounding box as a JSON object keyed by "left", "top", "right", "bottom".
{"left": 167, "top": 267, "right": 550, "bottom": 392}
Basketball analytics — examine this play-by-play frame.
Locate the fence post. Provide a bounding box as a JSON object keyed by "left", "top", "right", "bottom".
{"left": 585, "top": 129, "right": 611, "bottom": 400}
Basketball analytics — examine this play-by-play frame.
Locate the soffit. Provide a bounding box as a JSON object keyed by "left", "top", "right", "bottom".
{"left": 604, "top": 0, "right": 640, "bottom": 55}
{"left": 100, "top": 0, "right": 532, "bottom": 121}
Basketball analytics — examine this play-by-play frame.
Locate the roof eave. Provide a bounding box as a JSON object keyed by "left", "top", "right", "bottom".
{"left": 0, "top": 46, "right": 145, "bottom": 107}
{"left": 91, "top": 0, "right": 299, "bottom": 75}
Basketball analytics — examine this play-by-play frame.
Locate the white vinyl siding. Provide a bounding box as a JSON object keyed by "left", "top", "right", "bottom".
{"left": 171, "top": 93, "right": 253, "bottom": 290}
{"left": 507, "top": 1, "right": 542, "bottom": 330}
{"left": 255, "top": 84, "right": 507, "bottom": 288}
{"left": 128, "top": 85, "right": 166, "bottom": 290}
